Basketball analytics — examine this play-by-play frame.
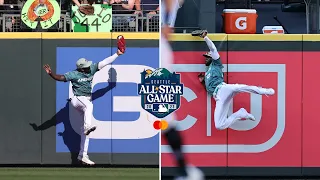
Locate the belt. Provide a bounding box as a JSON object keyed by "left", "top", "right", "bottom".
{"left": 67, "top": 95, "right": 91, "bottom": 102}
{"left": 213, "top": 82, "right": 225, "bottom": 96}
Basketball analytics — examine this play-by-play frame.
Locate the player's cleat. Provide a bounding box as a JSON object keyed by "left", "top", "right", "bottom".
{"left": 240, "top": 108, "right": 256, "bottom": 121}
{"left": 117, "top": 35, "right": 126, "bottom": 53}
{"left": 247, "top": 113, "right": 256, "bottom": 121}
{"left": 84, "top": 126, "right": 96, "bottom": 135}
{"left": 174, "top": 165, "right": 205, "bottom": 180}
{"left": 265, "top": 88, "right": 275, "bottom": 95}
{"left": 78, "top": 155, "right": 95, "bottom": 165}
{"left": 191, "top": 30, "right": 207, "bottom": 38}
{"left": 260, "top": 87, "right": 275, "bottom": 97}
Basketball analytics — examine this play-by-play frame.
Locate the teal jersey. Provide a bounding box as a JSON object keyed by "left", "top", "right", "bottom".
{"left": 205, "top": 58, "right": 224, "bottom": 94}
{"left": 64, "top": 63, "right": 99, "bottom": 97}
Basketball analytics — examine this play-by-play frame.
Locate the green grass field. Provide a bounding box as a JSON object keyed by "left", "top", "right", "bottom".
{"left": 0, "top": 168, "right": 159, "bottom": 180}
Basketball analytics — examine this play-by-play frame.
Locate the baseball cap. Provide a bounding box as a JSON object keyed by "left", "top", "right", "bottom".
{"left": 76, "top": 58, "right": 92, "bottom": 69}
{"left": 203, "top": 52, "right": 212, "bottom": 58}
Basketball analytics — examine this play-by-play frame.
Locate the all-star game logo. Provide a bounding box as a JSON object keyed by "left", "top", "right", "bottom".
{"left": 138, "top": 68, "right": 184, "bottom": 118}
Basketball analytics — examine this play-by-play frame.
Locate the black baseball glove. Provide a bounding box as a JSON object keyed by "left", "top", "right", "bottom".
{"left": 191, "top": 30, "right": 208, "bottom": 38}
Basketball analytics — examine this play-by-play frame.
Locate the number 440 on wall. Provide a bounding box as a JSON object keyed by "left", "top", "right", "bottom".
{"left": 71, "top": 4, "right": 112, "bottom": 32}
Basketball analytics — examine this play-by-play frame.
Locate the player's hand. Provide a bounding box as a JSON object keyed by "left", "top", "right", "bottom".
{"left": 43, "top": 64, "right": 52, "bottom": 75}
{"left": 198, "top": 72, "right": 205, "bottom": 83}
{"left": 162, "top": 25, "right": 172, "bottom": 40}
{"left": 200, "top": 31, "right": 207, "bottom": 38}
{"left": 117, "top": 49, "right": 124, "bottom": 55}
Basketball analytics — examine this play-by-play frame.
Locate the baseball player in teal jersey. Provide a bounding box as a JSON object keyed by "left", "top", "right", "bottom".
{"left": 196, "top": 30, "right": 275, "bottom": 130}
{"left": 43, "top": 49, "right": 124, "bottom": 165}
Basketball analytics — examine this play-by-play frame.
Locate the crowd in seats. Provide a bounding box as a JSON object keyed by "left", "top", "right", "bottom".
{"left": 0, "top": 0, "right": 159, "bottom": 32}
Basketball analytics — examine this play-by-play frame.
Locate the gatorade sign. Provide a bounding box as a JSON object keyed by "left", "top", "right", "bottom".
{"left": 235, "top": 17, "right": 247, "bottom": 30}
{"left": 223, "top": 9, "right": 257, "bottom": 34}
{"left": 71, "top": 4, "right": 112, "bottom": 32}
{"left": 21, "top": 0, "right": 61, "bottom": 29}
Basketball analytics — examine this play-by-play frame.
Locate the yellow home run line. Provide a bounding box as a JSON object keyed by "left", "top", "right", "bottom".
{"left": 170, "top": 34, "right": 305, "bottom": 41}
{"left": 0, "top": 32, "right": 159, "bottom": 39}
{"left": 1, "top": 33, "right": 320, "bottom": 41}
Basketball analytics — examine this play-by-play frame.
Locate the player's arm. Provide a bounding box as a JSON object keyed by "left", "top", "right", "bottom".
{"left": 43, "top": 64, "right": 67, "bottom": 82}
{"left": 97, "top": 49, "right": 123, "bottom": 70}
{"left": 202, "top": 34, "right": 220, "bottom": 60}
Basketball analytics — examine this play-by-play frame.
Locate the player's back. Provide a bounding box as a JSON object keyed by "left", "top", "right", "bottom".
{"left": 205, "top": 58, "right": 224, "bottom": 94}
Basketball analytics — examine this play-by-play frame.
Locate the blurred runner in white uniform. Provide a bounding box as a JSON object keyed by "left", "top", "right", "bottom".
{"left": 161, "top": 1, "right": 204, "bottom": 180}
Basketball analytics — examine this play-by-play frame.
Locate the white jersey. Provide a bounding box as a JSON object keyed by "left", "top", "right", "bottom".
{"left": 161, "top": 0, "right": 182, "bottom": 28}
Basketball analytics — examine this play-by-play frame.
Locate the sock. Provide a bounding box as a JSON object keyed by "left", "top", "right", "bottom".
{"left": 164, "top": 128, "right": 187, "bottom": 177}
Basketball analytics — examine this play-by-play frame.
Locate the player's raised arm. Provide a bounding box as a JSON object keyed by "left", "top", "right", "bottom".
{"left": 192, "top": 30, "right": 220, "bottom": 60}
{"left": 97, "top": 49, "right": 123, "bottom": 70}
{"left": 202, "top": 32, "right": 220, "bottom": 60}
{"left": 98, "top": 35, "right": 126, "bottom": 70}
{"left": 43, "top": 64, "right": 67, "bottom": 82}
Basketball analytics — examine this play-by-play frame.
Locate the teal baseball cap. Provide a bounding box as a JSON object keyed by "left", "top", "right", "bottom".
{"left": 76, "top": 58, "right": 92, "bottom": 69}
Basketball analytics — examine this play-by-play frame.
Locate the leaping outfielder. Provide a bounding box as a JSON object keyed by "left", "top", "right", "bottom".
{"left": 195, "top": 30, "right": 275, "bottom": 129}
{"left": 161, "top": 0, "right": 204, "bottom": 180}
{"left": 43, "top": 36, "right": 126, "bottom": 165}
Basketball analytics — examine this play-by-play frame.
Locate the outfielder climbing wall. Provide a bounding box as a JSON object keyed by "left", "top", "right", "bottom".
{"left": 161, "top": 34, "right": 320, "bottom": 177}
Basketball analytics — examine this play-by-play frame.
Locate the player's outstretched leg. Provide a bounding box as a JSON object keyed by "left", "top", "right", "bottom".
{"left": 231, "top": 83, "right": 275, "bottom": 96}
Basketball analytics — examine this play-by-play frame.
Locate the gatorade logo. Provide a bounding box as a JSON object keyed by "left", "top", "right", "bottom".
{"left": 235, "top": 17, "right": 247, "bottom": 30}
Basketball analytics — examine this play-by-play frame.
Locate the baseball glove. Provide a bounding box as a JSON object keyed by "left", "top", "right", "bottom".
{"left": 117, "top": 35, "right": 126, "bottom": 53}
{"left": 79, "top": 5, "right": 94, "bottom": 15}
{"left": 191, "top": 30, "right": 207, "bottom": 37}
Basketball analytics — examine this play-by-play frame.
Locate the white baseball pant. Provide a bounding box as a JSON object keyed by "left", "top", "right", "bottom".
{"left": 213, "top": 83, "right": 271, "bottom": 130}
{"left": 70, "top": 96, "right": 93, "bottom": 158}
{"left": 161, "top": 0, "right": 184, "bottom": 133}
{"left": 160, "top": 36, "right": 177, "bottom": 133}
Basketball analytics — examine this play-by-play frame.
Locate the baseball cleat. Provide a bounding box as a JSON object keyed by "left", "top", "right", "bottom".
{"left": 240, "top": 108, "right": 256, "bottom": 121}
{"left": 265, "top": 88, "right": 275, "bottom": 95}
{"left": 78, "top": 155, "right": 95, "bottom": 166}
{"left": 84, "top": 126, "right": 96, "bottom": 135}
{"left": 247, "top": 113, "right": 256, "bottom": 121}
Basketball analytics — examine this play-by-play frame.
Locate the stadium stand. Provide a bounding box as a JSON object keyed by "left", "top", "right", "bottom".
{"left": 0, "top": 0, "right": 159, "bottom": 32}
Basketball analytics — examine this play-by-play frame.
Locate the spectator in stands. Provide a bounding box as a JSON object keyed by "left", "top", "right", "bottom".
{"left": 134, "top": 0, "right": 159, "bottom": 16}
{"left": 0, "top": 0, "right": 19, "bottom": 32}
{"left": 108, "top": 0, "right": 137, "bottom": 31}
{"left": 134, "top": 0, "right": 159, "bottom": 31}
